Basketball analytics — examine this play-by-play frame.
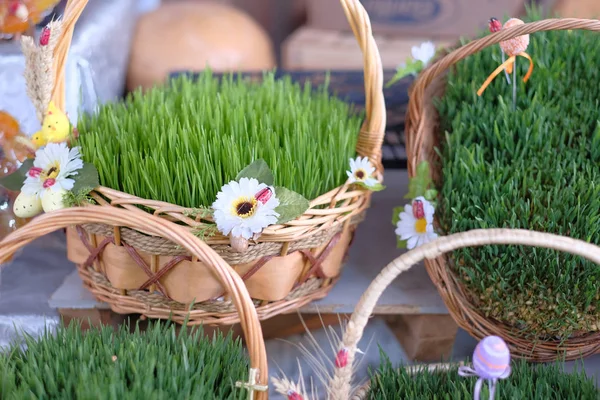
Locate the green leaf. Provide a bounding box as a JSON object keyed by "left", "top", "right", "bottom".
{"left": 71, "top": 163, "right": 99, "bottom": 195}
{"left": 385, "top": 59, "right": 424, "bottom": 88}
{"left": 404, "top": 161, "right": 432, "bottom": 199}
{"left": 235, "top": 159, "right": 274, "bottom": 186}
{"left": 274, "top": 186, "right": 310, "bottom": 224}
{"left": 396, "top": 237, "right": 407, "bottom": 249}
{"left": 392, "top": 205, "right": 405, "bottom": 226}
{"left": 355, "top": 181, "right": 386, "bottom": 192}
{"left": 424, "top": 189, "right": 438, "bottom": 201}
{"left": 0, "top": 158, "right": 34, "bottom": 191}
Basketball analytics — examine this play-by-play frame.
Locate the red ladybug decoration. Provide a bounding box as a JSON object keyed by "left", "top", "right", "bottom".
{"left": 412, "top": 199, "right": 425, "bottom": 219}
{"left": 287, "top": 391, "right": 304, "bottom": 400}
{"left": 255, "top": 187, "right": 272, "bottom": 205}
{"left": 335, "top": 348, "right": 348, "bottom": 368}
{"left": 39, "top": 25, "right": 51, "bottom": 46}
{"left": 489, "top": 17, "right": 502, "bottom": 33}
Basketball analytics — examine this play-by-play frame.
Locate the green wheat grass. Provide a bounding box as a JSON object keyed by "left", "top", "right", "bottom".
{"left": 436, "top": 7, "right": 600, "bottom": 338}
{"left": 0, "top": 320, "right": 248, "bottom": 399}
{"left": 76, "top": 71, "right": 362, "bottom": 208}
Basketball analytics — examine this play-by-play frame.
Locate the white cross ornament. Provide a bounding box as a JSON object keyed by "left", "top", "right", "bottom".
{"left": 235, "top": 368, "right": 268, "bottom": 400}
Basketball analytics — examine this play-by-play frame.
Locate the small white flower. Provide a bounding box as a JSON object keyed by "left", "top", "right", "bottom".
{"left": 411, "top": 41, "right": 436, "bottom": 66}
{"left": 21, "top": 142, "right": 83, "bottom": 198}
{"left": 346, "top": 156, "right": 377, "bottom": 187}
{"left": 395, "top": 196, "right": 438, "bottom": 249}
{"left": 212, "top": 177, "right": 280, "bottom": 240}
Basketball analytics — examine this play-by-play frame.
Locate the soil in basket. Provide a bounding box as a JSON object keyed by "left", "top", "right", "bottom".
{"left": 435, "top": 9, "right": 600, "bottom": 338}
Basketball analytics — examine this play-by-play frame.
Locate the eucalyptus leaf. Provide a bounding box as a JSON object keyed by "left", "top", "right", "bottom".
{"left": 71, "top": 163, "right": 99, "bottom": 195}
{"left": 235, "top": 159, "right": 274, "bottom": 186}
{"left": 274, "top": 186, "right": 310, "bottom": 224}
{"left": 0, "top": 158, "right": 33, "bottom": 191}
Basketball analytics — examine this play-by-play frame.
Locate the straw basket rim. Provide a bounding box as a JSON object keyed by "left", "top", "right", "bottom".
{"left": 403, "top": 17, "right": 600, "bottom": 361}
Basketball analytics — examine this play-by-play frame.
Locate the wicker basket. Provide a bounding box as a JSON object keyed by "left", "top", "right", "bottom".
{"left": 46, "top": 0, "right": 387, "bottom": 325}
{"left": 404, "top": 18, "right": 600, "bottom": 361}
{"left": 326, "top": 229, "right": 600, "bottom": 400}
{"left": 0, "top": 206, "right": 270, "bottom": 399}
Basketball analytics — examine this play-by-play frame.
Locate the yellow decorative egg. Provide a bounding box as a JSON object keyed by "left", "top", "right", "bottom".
{"left": 13, "top": 192, "right": 43, "bottom": 218}
{"left": 41, "top": 188, "right": 68, "bottom": 212}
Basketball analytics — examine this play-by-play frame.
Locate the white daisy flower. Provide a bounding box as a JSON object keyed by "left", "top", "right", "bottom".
{"left": 395, "top": 196, "right": 438, "bottom": 249}
{"left": 21, "top": 142, "right": 84, "bottom": 198}
{"left": 411, "top": 41, "right": 436, "bottom": 66}
{"left": 347, "top": 156, "right": 377, "bottom": 187}
{"left": 212, "top": 177, "right": 280, "bottom": 240}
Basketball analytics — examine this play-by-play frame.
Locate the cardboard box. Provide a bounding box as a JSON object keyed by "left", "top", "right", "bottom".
{"left": 307, "top": 0, "right": 555, "bottom": 39}
{"left": 553, "top": 0, "right": 600, "bottom": 18}
{"left": 282, "top": 26, "right": 454, "bottom": 70}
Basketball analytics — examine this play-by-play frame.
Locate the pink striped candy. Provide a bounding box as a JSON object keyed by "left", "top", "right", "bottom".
{"left": 473, "top": 336, "right": 511, "bottom": 379}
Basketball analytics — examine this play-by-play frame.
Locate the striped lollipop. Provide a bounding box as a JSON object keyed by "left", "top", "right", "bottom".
{"left": 473, "top": 336, "right": 511, "bottom": 380}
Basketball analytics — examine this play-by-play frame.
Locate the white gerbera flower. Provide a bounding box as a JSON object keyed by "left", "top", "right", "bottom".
{"left": 346, "top": 156, "right": 377, "bottom": 187}
{"left": 21, "top": 142, "right": 83, "bottom": 198}
{"left": 212, "top": 177, "right": 280, "bottom": 240}
{"left": 395, "top": 196, "right": 438, "bottom": 249}
{"left": 411, "top": 41, "right": 436, "bottom": 66}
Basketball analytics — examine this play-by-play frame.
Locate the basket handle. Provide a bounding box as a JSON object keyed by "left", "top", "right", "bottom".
{"left": 405, "top": 18, "right": 600, "bottom": 177}
{"left": 328, "top": 228, "right": 600, "bottom": 400}
{"left": 340, "top": 0, "right": 386, "bottom": 175}
{"left": 0, "top": 206, "right": 269, "bottom": 400}
{"left": 51, "top": 0, "right": 88, "bottom": 113}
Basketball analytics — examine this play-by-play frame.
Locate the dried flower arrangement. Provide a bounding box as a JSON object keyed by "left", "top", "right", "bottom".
{"left": 0, "top": 2, "right": 98, "bottom": 219}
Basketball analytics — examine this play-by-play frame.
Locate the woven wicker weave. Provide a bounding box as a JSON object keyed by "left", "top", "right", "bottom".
{"left": 404, "top": 18, "right": 600, "bottom": 361}
{"left": 36, "top": 0, "right": 386, "bottom": 325}
{"left": 329, "top": 229, "right": 600, "bottom": 399}
{"left": 0, "top": 206, "right": 270, "bottom": 399}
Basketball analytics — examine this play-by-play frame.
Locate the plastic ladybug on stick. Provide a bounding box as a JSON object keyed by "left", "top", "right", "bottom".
{"left": 478, "top": 17, "right": 534, "bottom": 109}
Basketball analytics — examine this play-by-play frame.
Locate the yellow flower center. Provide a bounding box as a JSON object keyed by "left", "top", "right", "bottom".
{"left": 414, "top": 218, "right": 428, "bottom": 234}
{"left": 354, "top": 169, "right": 366, "bottom": 181}
{"left": 232, "top": 196, "right": 258, "bottom": 219}
{"left": 42, "top": 162, "right": 60, "bottom": 180}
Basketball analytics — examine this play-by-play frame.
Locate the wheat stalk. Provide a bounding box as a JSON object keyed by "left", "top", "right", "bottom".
{"left": 38, "top": 20, "right": 63, "bottom": 114}
{"left": 270, "top": 313, "right": 370, "bottom": 400}
{"left": 20, "top": 36, "right": 44, "bottom": 122}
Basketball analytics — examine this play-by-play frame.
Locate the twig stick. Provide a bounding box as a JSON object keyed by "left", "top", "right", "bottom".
{"left": 512, "top": 57, "right": 517, "bottom": 110}
{"left": 502, "top": 51, "right": 511, "bottom": 84}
